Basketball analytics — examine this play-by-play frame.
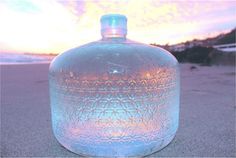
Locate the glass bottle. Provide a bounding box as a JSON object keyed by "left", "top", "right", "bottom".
{"left": 49, "top": 14, "right": 180, "bottom": 157}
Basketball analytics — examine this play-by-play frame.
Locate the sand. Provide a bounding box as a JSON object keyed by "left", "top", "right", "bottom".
{"left": 1, "top": 63, "right": 235, "bottom": 157}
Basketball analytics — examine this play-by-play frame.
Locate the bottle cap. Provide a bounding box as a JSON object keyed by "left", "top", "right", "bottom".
{"left": 100, "top": 14, "right": 127, "bottom": 38}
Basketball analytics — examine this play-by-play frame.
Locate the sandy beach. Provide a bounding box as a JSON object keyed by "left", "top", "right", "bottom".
{"left": 1, "top": 63, "right": 235, "bottom": 157}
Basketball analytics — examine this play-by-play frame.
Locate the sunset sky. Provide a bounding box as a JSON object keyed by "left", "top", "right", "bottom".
{"left": 0, "top": 0, "right": 235, "bottom": 54}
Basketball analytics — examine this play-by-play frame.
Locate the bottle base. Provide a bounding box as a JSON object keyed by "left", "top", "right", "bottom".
{"left": 54, "top": 132, "right": 176, "bottom": 157}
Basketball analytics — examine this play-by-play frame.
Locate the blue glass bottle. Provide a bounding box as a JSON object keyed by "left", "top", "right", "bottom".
{"left": 49, "top": 14, "right": 180, "bottom": 157}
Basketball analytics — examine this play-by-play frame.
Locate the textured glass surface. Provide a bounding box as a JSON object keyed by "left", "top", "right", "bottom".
{"left": 49, "top": 14, "right": 180, "bottom": 157}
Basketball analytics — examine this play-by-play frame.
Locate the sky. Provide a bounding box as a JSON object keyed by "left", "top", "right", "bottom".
{"left": 0, "top": 0, "right": 235, "bottom": 54}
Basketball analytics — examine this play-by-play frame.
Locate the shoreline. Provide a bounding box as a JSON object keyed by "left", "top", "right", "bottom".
{"left": 0, "top": 62, "right": 51, "bottom": 65}
{"left": 0, "top": 62, "right": 235, "bottom": 67}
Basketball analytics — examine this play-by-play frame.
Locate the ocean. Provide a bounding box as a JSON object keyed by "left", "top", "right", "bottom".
{"left": 0, "top": 53, "right": 55, "bottom": 64}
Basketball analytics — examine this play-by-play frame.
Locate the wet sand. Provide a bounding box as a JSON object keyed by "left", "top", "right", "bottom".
{"left": 1, "top": 63, "right": 235, "bottom": 157}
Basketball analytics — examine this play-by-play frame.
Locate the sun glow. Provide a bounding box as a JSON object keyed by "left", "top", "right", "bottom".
{"left": 0, "top": 0, "right": 235, "bottom": 54}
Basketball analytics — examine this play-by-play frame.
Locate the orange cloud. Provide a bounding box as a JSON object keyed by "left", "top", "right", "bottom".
{"left": 0, "top": 0, "right": 235, "bottom": 54}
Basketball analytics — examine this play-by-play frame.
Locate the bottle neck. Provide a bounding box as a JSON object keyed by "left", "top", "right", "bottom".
{"left": 101, "top": 28, "right": 127, "bottom": 39}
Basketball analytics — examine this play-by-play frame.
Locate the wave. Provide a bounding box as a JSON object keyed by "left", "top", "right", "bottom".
{"left": 0, "top": 53, "right": 55, "bottom": 64}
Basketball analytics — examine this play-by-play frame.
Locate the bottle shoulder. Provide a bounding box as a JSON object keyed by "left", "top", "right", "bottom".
{"left": 49, "top": 38, "right": 178, "bottom": 74}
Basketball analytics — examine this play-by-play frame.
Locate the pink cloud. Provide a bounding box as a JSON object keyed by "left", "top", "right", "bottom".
{"left": 0, "top": 0, "right": 235, "bottom": 54}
